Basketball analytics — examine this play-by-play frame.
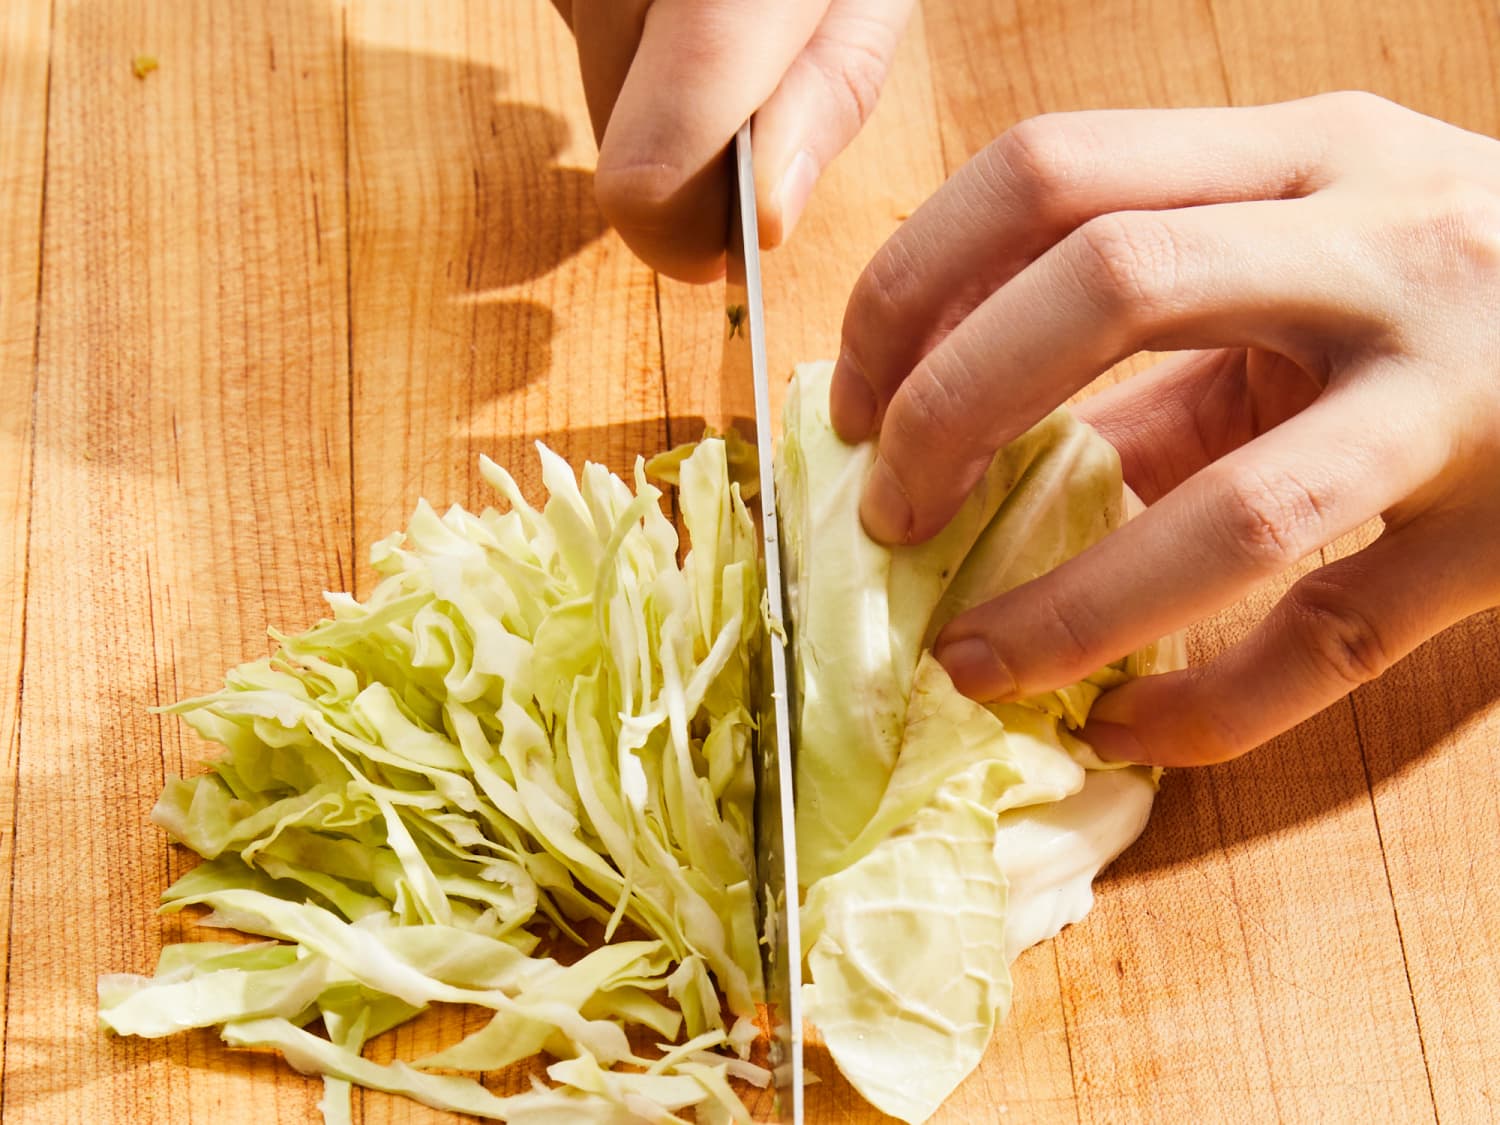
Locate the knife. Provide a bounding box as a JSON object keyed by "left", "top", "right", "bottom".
{"left": 721, "top": 119, "right": 805, "bottom": 1124}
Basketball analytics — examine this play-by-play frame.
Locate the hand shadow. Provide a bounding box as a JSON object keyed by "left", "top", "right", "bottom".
{"left": 1108, "top": 609, "right": 1500, "bottom": 877}
{"left": 348, "top": 43, "right": 609, "bottom": 405}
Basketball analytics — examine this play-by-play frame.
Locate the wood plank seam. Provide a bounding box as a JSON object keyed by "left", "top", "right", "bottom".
{"left": 1349, "top": 695, "right": 1442, "bottom": 1122}
{"left": 338, "top": 10, "right": 360, "bottom": 1116}
{"left": 342, "top": 2, "right": 356, "bottom": 603}
{"left": 0, "top": 0, "right": 55, "bottom": 1114}
{"left": 1208, "top": 771, "right": 1293, "bottom": 1124}
{"left": 1050, "top": 944, "right": 1086, "bottom": 1125}
{"left": 651, "top": 271, "right": 674, "bottom": 452}
{"left": 1201, "top": 0, "right": 1237, "bottom": 107}
{"left": 650, "top": 271, "right": 685, "bottom": 537}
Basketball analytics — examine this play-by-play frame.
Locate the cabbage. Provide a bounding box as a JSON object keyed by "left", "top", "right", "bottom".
{"left": 100, "top": 441, "right": 769, "bottom": 1122}
{"left": 779, "top": 361, "right": 1181, "bottom": 1124}
{"left": 102, "top": 364, "right": 1179, "bottom": 1125}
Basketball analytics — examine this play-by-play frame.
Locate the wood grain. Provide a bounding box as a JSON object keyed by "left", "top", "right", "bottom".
{"left": 1209, "top": 7, "right": 1500, "bottom": 1122}
{"left": 924, "top": 0, "right": 1232, "bottom": 170}
{"left": 347, "top": 0, "right": 663, "bottom": 557}
{"left": 0, "top": 0, "right": 51, "bottom": 1078}
{"left": 1, "top": 0, "right": 1498, "bottom": 1122}
{"left": 3, "top": 0, "right": 351, "bottom": 1119}
{"left": 920, "top": 3, "right": 1497, "bottom": 1121}
{"left": 343, "top": 2, "right": 668, "bottom": 1118}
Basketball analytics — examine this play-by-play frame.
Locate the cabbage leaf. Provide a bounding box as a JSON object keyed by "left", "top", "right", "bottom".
{"left": 779, "top": 361, "right": 1179, "bottom": 1123}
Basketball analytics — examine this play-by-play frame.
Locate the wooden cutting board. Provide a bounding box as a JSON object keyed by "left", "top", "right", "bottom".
{"left": 2, "top": 1, "right": 1497, "bottom": 1122}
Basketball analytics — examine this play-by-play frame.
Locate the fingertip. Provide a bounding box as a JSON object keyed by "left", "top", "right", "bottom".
{"left": 1078, "top": 718, "right": 1152, "bottom": 764}
{"left": 935, "top": 634, "right": 1018, "bottom": 701}
{"left": 859, "top": 456, "right": 914, "bottom": 544}
{"left": 1085, "top": 683, "right": 1160, "bottom": 763}
{"left": 1086, "top": 680, "right": 1233, "bottom": 768}
{"left": 765, "top": 149, "right": 819, "bottom": 247}
{"left": 593, "top": 154, "right": 728, "bottom": 282}
{"left": 829, "top": 350, "right": 877, "bottom": 441}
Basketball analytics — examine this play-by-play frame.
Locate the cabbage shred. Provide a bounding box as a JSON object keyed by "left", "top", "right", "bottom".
{"left": 99, "top": 441, "right": 768, "bottom": 1123}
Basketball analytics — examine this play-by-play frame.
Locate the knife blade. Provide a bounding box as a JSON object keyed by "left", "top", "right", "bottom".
{"left": 721, "top": 119, "right": 804, "bottom": 1124}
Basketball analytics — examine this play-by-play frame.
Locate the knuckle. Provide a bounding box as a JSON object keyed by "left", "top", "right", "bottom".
{"left": 1301, "top": 90, "right": 1413, "bottom": 153}
{"left": 848, "top": 237, "right": 922, "bottom": 334}
{"left": 1299, "top": 91, "right": 1436, "bottom": 171}
{"left": 1312, "top": 89, "right": 1401, "bottom": 129}
{"left": 888, "top": 365, "right": 967, "bottom": 446}
{"left": 982, "top": 114, "right": 1091, "bottom": 225}
{"left": 1427, "top": 182, "right": 1500, "bottom": 280}
{"left": 1036, "top": 590, "right": 1098, "bottom": 677}
{"left": 1375, "top": 179, "right": 1500, "bottom": 312}
{"left": 1284, "top": 580, "right": 1393, "bottom": 687}
{"left": 1068, "top": 212, "right": 1185, "bottom": 320}
{"left": 1213, "top": 465, "right": 1330, "bottom": 571}
{"left": 1173, "top": 668, "right": 1258, "bottom": 764}
{"left": 812, "top": 39, "right": 892, "bottom": 130}
{"left": 1185, "top": 713, "right": 1250, "bottom": 765}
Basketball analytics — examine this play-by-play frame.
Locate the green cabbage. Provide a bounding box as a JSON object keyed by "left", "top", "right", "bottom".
{"left": 779, "top": 361, "right": 1180, "bottom": 1124}
{"left": 100, "top": 441, "right": 769, "bottom": 1122}
{"left": 102, "top": 363, "right": 1179, "bottom": 1125}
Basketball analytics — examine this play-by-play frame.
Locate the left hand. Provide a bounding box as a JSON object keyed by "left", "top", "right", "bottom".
{"left": 549, "top": 0, "right": 914, "bottom": 281}
{"left": 826, "top": 92, "right": 1500, "bottom": 766}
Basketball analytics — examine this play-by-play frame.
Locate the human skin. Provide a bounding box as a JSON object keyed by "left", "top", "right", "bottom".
{"left": 552, "top": 7, "right": 1499, "bottom": 767}
{"left": 549, "top": 0, "right": 915, "bottom": 281}
{"left": 826, "top": 92, "right": 1500, "bottom": 765}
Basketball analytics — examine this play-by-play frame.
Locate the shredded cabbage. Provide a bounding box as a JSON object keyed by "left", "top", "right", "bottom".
{"left": 101, "top": 440, "right": 767, "bottom": 1123}
{"left": 102, "top": 365, "right": 1181, "bottom": 1124}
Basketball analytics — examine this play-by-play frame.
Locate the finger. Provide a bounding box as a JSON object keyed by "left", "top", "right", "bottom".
{"left": 595, "top": 0, "right": 829, "bottom": 281}
{"left": 750, "top": 0, "right": 915, "bottom": 246}
{"left": 1074, "top": 348, "right": 1322, "bottom": 504}
{"left": 861, "top": 191, "right": 1397, "bottom": 545}
{"left": 1080, "top": 504, "right": 1500, "bottom": 766}
{"left": 932, "top": 373, "right": 1449, "bottom": 703}
{"left": 571, "top": 0, "right": 650, "bottom": 144}
{"left": 828, "top": 92, "right": 1401, "bottom": 442}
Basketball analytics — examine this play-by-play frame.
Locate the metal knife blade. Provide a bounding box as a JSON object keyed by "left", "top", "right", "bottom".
{"left": 721, "top": 119, "right": 804, "bottom": 1124}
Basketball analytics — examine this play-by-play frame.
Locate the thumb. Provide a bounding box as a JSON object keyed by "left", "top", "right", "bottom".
{"left": 752, "top": 0, "right": 916, "bottom": 247}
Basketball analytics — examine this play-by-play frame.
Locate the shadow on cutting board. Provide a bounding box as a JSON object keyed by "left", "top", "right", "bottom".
{"left": 1108, "top": 610, "right": 1500, "bottom": 877}
{"left": 347, "top": 48, "right": 607, "bottom": 295}
{"left": 348, "top": 43, "right": 609, "bottom": 407}
{"left": 455, "top": 418, "right": 675, "bottom": 509}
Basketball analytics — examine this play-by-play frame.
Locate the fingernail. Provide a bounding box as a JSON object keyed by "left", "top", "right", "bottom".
{"left": 1087, "top": 689, "right": 1133, "bottom": 726}
{"left": 860, "top": 457, "right": 913, "bottom": 544}
{"left": 936, "top": 636, "right": 1018, "bottom": 701}
{"left": 830, "top": 350, "right": 877, "bottom": 441}
{"left": 1081, "top": 688, "right": 1147, "bottom": 763}
{"left": 1078, "top": 719, "right": 1146, "bottom": 764}
{"left": 773, "top": 149, "right": 819, "bottom": 242}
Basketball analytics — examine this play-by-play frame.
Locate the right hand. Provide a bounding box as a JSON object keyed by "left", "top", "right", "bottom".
{"left": 826, "top": 93, "right": 1500, "bottom": 766}
{"left": 550, "top": 0, "right": 915, "bottom": 281}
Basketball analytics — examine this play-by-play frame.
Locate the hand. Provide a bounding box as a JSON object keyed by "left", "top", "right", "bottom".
{"left": 550, "top": 0, "right": 914, "bottom": 281}
{"left": 828, "top": 92, "right": 1500, "bottom": 765}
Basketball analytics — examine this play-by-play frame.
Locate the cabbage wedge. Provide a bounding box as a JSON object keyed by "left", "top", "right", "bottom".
{"left": 779, "top": 361, "right": 1181, "bottom": 1124}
